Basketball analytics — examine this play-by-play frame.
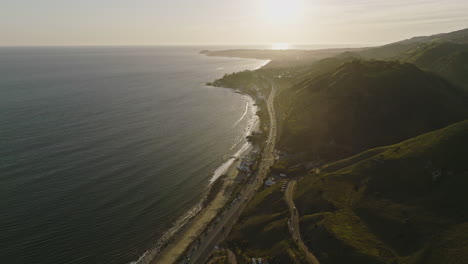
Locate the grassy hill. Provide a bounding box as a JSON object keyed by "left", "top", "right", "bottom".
{"left": 206, "top": 28, "right": 468, "bottom": 264}
{"left": 277, "top": 59, "right": 467, "bottom": 160}
{"left": 358, "top": 28, "right": 468, "bottom": 60}
{"left": 294, "top": 120, "right": 468, "bottom": 264}
{"left": 226, "top": 121, "right": 468, "bottom": 264}
{"left": 351, "top": 28, "right": 468, "bottom": 91}
{"left": 226, "top": 183, "right": 308, "bottom": 263}
{"left": 400, "top": 42, "right": 468, "bottom": 91}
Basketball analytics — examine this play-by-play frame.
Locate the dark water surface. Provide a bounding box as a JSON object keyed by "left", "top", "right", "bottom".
{"left": 0, "top": 46, "right": 266, "bottom": 264}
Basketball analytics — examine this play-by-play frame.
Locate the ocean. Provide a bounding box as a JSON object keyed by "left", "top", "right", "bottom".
{"left": 0, "top": 46, "right": 267, "bottom": 264}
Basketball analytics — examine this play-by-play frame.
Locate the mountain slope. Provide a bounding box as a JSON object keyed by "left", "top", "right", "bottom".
{"left": 358, "top": 28, "right": 468, "bottom": 60}
{"left": 351, "top": 28, "right": 468, "bottom": 91}
{"left": 407, "top": 27, "right": 468, "bottom": 45}
{"left": 294, "top": 120, "right": 468, "bottom": 264}
{"left": 277, "top": 59, "right": 467, "bottom": 159}
{"left": 401, "top": 42, "right": 468, "bottom": 91}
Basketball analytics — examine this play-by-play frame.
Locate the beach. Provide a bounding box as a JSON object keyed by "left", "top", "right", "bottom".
{"left": 153, "top": 153, "right": 246, "bottom": 263}
{"left": 117, "top": 92, "right": 261, "bottom": 264}
{"left": 144, "top": 74, "right": 276, "bottom": 264}
{"left": 148, "top": 97, "right": 260, "bottom": 264}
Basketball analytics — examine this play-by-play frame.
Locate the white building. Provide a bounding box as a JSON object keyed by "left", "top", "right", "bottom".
{"left": 265, "top": 178, "right": 276, "bottom": 187}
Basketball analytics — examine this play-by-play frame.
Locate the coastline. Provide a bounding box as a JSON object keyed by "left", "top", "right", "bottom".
{"left": 153, "top": 151, "right": 247, "bottom": 264}
{"left": 133, "top": 96, "right": 261, "bottom": 264}
{"left": 149, "top": 102, "right": 259, "bottom": 264}
{"left": 131, "top": 57, "right": 268, "bottom": 264}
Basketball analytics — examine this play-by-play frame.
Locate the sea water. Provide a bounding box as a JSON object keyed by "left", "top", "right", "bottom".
{"left": 0, "top": 46, "right": 266, "bottom": 264}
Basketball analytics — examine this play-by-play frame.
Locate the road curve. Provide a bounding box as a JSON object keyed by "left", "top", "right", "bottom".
{"left": 285, "top": 180, "right": 321, "bottom": 264}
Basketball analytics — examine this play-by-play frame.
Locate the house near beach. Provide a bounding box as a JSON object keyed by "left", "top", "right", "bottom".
{"left": 265, "top": 178, "right": 276, "bottom": 187}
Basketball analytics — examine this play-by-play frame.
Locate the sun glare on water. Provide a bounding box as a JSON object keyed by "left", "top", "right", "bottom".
{"left": 261, "top": 0, "right": 302, "bottom": 24}
{"left": 271, "top": 43, "right": 290, "bottom": 50}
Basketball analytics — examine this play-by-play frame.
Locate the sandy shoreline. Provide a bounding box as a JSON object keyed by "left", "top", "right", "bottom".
{"left": 130, "top": 149, "right": 250, "bottom": 264}
{"left": 144, "top": 97, "right": 259, "bottom": 264}
{"left": 152, "top": 152, "right": 245, "bottom": 264}
{"left": 134, "top": 58, "right": 267, "bottom": 264}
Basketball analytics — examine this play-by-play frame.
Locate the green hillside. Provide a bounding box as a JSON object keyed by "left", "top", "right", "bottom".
{"left": 208, "top": 28, "right": 468, "bottom": 264}
{"left": 277, "top": 59, "right": 467, "bottom": 160}
{"left": 351, "top": 28, "right": 468, "bottom": 91}
{"left": 357, "top": 28, "right": 468, "bottom": 60}
{"left": 226, "top": 121, "right": 468, "bottom": 264}
{"left": 400, "top": 42, "right": 468, "bottom": 91}
{"left": 226, "top": 183, "right": 308, "bottom": 263}
{"left": 294, "top": 120, "right": 468, "bottom": 264}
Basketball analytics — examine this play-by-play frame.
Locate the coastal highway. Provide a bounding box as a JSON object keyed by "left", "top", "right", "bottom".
{"left": 285, "top": 180, "right": 321, "bottom": 264}
{"left": 185, "top": 78, "right": 278, "bottom": 264}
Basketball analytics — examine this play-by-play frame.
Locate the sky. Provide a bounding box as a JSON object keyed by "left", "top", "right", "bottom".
{"left": 1, "top": 0, "right": 468, "bottom": 46}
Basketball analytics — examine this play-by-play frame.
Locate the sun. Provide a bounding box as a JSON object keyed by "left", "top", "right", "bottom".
{"left": 261, "top": 0, "right": 302, "bottom": 24}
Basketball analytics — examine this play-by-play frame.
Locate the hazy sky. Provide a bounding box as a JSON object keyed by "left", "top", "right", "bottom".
{"left": 2, "top": 0, "right": 468, "bottom": 46}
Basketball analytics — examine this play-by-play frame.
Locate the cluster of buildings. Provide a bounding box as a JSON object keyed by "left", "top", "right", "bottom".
{"left": 265, "top": 173, "right": 289, "bottom": 187}
{"left": 264, "top": 178, "right": 276, "bottom": 187}
{"left": 251, "top": 257, "right": 268, "bottom": 264}
{"left": 237, "top": 158, "right": 252, "bottom": 173}
{"left": 237, "top": 149, "right": 259, "bottom": 175}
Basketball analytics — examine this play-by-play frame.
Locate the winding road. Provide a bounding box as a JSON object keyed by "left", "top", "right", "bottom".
{"left": 285, "top": 180, "right": 320, "bottom": 264}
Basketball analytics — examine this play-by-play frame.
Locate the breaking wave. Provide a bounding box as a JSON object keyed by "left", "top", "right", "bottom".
{"left": 233, "top": 101, "right": 249, "bottom": 127}
{"left": 129, "top": 96, "right": 258, "bottom": 264}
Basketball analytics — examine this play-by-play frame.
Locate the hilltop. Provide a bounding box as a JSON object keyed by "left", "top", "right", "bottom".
{"left": 203, "top": 28, "right": 468, "bottom": 92}
{"left": 201, "top": 28, "right": 468, "bottom": 69}
{"left": 400, "top": 42, "right": 468, "bottom": 91}
{"left": 348, "top": 28, "right": 468, "bottom": 91}
{"left": 276, "top": 60, "right": 467, "bottom": 160}
{"left": 358, "top": 28, "right": 468, "bottom": 60}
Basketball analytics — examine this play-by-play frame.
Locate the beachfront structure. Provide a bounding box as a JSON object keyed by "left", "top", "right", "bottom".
{"left": 237, "top": 163, "right": 250, "bottom": 172}
{"left": 238, "top": 159, "right": 252, "bottom": 172}
{"left": 265, "top": 178, "right": 276, "bottom": 187}
{"left": 238, "top": 154, "right": 256, "bottom": 173}
{"left": 251, "top": 258, "right": 266, "bottom": 264}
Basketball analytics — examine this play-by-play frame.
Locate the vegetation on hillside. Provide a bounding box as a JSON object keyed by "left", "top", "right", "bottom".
{"left": 207, "top": 28, "right": 468, "bottom": 264}
{"left": 226, "top": 183, "right": 308, "bottom": 263}
{"left": 400, "top": 42, "right": 468, "bottom": 91}
{"left": 277, "top": 60, "right": 467, "bottom": 160}
{"left": 294, "top": 120, "right": 468, "bottom": 264}
{"left": 357, "top": 28, "right": 468, "bottom": 60}
{"left": 226, "top": 120, "right": 468, "bottom": 264}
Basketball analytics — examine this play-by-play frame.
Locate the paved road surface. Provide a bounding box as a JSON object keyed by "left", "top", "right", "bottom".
{"left": 226, "top": 249, "right": 237, "bottom": 264}
{"left": 181, "top": 78, "right": 277, "bottom": 264}
{"left": 285, "top": 180, "right": 321, "bottom": 264}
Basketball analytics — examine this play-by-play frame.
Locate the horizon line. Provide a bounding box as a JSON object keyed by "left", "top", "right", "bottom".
{"left": 0, "top": 42, "right": 384, "bottom": 48}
